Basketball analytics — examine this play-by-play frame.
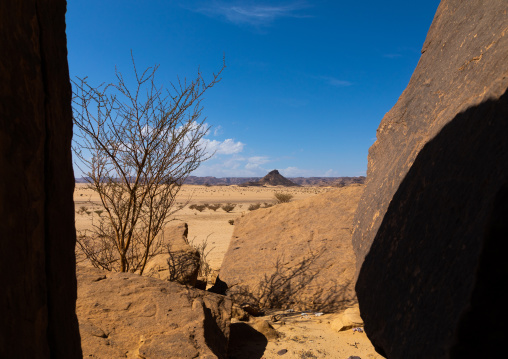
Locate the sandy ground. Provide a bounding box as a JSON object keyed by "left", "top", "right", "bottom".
{"left": 73, "top": 183, "right": 381, "bottom": 359}
{"left": 74, "top": 184, "right": 333, "bottom": 269}
{"left": 229, "top": 311, "right": 384, "bottom": 359}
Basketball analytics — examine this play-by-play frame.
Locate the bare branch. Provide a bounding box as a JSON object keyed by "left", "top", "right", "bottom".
{"left": 72, "top": 56, "right": 225, "bottom": 273}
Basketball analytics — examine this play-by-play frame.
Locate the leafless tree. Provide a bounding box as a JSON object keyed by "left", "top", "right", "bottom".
{"left": 72, "top": 54, "right": 224, "bottom": 274}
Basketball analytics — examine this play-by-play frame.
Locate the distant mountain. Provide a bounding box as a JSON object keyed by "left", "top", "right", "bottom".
{"left": 184, "top": 172, "right": 365, "bottom": 187}
{"left": 239, "top": 170, "right": 300, "bottom": 187}
{"left": 77, "top": 174, "right": 366, "bottom": 187}
{"left": 292, "top": 176, "right": 365, "bottom": 187}
{"left": 75, "top": 177, "right": 91, "bottom": 183}
{"left": 184, "top": 176, "right": 259, "bottom": 186}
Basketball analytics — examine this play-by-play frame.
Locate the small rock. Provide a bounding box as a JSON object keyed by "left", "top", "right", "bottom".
{"left": 277, "top": 349, "right": 288, "bottom": 355}
{"left": 252, "top": 319, "right": 280, "bottom": 340}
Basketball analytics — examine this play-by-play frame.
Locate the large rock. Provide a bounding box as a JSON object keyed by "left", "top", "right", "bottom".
{"left": 219, "top": 185, "right": 363, "bottom": 311}
{"left": 77, "top": 265, "right": 232, "bottom": 359}
{"left": 353, "top": 1, "right": 508, "bottom": 358}
{"left": 144, "top": 222, "right": 201, "bottom": 286}
{"left": 0, "top": 1, "right": 82, "bottom": 358}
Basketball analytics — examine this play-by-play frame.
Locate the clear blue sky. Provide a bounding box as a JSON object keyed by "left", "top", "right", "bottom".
{"left": 67, "top": 0, "right": 440, "bottom": 178}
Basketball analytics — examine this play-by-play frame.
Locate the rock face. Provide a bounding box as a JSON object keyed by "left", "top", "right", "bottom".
{"left": 353, "top": 1, "right": 508, "bottom": 358}
{"left": 144, "top": 222, "right": 201, "bottom": 286}
{"left": 77, "top": 266, "right": 232, "bottom": 359}
{"left": 219, "top": 185, "right": 364, "bottom": 311}
{"left": 240, "top": 170, "right": 300, "bottom": 187}
{"left": 0, "top": 1, "right": 82, "bottom": 358}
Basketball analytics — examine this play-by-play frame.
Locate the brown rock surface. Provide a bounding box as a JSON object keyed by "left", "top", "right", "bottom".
{"left": 219, "top": 185, "right": 364, "bottom": 311}
{"left": 144, "top": 222, "right": 201, "bottom": 286}
{"left": 0, "top": 1, "right": 82, "bottom": 357}
{"left": 352, "top": 0, "right": 508, "bottom": 278}
{"left": 77, "top": 265, "right": 232, "bottom": 359}
{"left": 353, "top": 1, "right": 508, "bottom": 358}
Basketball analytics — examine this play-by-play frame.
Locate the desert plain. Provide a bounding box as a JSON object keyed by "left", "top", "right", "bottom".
{"left": 74, "top": 183, "right": 382, "bottom": 359}
{"left": 74, "top": 184, "right": 334, "bottom": 269}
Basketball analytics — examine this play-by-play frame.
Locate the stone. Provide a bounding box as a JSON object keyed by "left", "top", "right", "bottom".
{"left": 0, "top": 1, "right": 81, "bottom": 357}
{"left": 352, "top": 1, "right": 508, "bottom": 358}
{"left": 76, "top": 265, "right": 232, "bottom": 359}
{"left": 143, "top": 222, "right": 201, "bottom": 286}
{"left": 251, "top": 320, "right": 280, "bottom": 341}
{"left": 219, "top": 185, "right": 364, "bottom": 311}
{"left": 329, "top": 305, "right": 364, "bottom": 332}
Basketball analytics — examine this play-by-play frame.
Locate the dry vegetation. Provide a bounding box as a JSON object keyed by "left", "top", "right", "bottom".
{"left": 74, "top": 184, "right": 335, "bottom": 269}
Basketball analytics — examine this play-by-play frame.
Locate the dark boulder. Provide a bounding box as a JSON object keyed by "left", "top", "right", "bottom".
{"left": 352, "top": 1, "right": 508, "bottom": 358}
{"left": 0, "top": 1, "right": 82, "bottom": 357}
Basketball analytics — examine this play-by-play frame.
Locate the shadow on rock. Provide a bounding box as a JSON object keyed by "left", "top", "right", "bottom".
{"left": 227, "top": 322, "right": 268, "bottom": 359}
{"left": 356, "top": 88, "right": 508, "bottom": 358}
{"left": 227, "top": 248, "right": 356, "bottom": 312}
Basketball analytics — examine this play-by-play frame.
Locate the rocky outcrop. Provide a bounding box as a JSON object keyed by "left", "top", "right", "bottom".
{"left": 240, "top": 170, "right": 300, "bottom": 187}
{"left": 353, "top": 1, "right": 508, "bottom": 358}
{"left": 219, "top": 185, "right": 364, "bottom": 311}
{"left": 144, "top": 222, "right": 201, "bottom": 286}
{"left": 77, "top": 265, "right": 232, "bottom": 358}
{"left": 0, "top": 1, "right": 82, "bottom": 358}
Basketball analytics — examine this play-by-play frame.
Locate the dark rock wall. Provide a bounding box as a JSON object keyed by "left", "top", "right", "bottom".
{"left": 0, "top": 1, "right": 82, "bottom": 358}
{"left": 352, "top": 0, "right": 508, "bottom": 276}
{"left": 357, "top": 90, "right": 508, "bottom": 358}
{"left": 352, "top": 1, "right": 508, "bottom": 358}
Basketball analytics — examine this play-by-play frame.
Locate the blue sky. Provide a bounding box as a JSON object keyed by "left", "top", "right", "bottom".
{"left": 67, "top": 0, "right": 440, "bottom": 178}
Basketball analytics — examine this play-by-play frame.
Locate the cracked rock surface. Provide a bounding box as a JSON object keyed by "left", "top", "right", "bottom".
{"left": 77, "top": 266, "right": 232, "bottom": 359}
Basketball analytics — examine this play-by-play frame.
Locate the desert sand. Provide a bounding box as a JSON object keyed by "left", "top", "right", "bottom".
{"left": 74, "top": 183, "right": 381, "bottom": 358}
{"left": 74, "top": 184, "right": 334, "bottom": 269}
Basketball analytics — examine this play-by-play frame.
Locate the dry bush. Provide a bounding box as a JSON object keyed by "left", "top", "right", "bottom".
{"left": 208, "top": 203, "right": 221, "bottom": 211}
{"left": 194, "top": 204, "right": 206, "bottom": 212}
{"left": 228, "top": 248, "right": 354, "bottom": 312}
{"left": 189, "top": 236, "right": 215, "bottom": 280}
{"left": 221, "top": 203, "right": 236, "bottom": 213}
{"left": 274, "top": 192, "right": 293, "bottom": 204}
{"left": 263, "top": 202, "right": 274, "bottom": 208}
{"left": 72, "top": 53, "right": 224, "bottom": 274}
{"left": 248, "top": 203, "right": 261, "bottom": 211}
